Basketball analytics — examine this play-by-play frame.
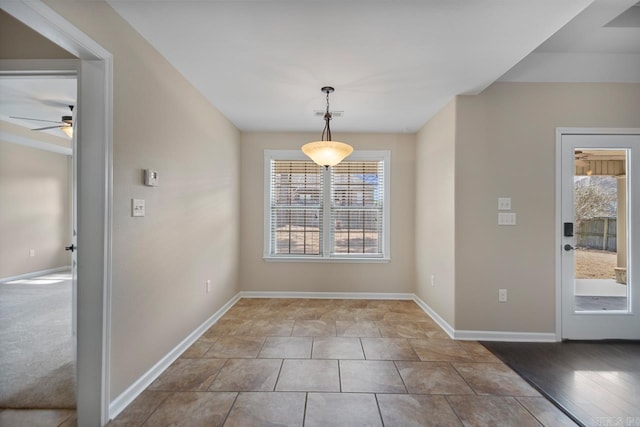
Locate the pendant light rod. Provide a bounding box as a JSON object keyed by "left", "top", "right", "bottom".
{"left": 321, "top": 86, "right": 334, "bottom": 142}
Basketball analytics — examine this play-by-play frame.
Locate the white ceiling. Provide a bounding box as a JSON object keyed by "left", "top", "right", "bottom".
{"left": 107, "top": 0, "right": 598, "bottom": 133}
{"left": 109, "top": 0, "right": 636, "bottom": 132}
{"left": 1, "top": 0, "right": 639, "bottom": 136}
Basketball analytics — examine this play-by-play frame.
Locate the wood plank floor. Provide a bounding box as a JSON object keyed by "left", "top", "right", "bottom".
{"left": 481, "top": 341, "right": 640, "bottom": 427}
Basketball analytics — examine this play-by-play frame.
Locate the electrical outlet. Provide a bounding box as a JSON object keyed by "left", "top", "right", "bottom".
{"left": 431, "top": 274, "right": 435, "bottom": 287}
{"left": 206, "top": 280, "right": 211, "bottom": 293}
{"left": 498, "top": 289, "right": 508, "bottom": 302}
{"left": 29, "top": 249, "right": 35, "bottom": 257}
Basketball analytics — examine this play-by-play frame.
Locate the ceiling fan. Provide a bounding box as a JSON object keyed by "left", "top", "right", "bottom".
{"left": 575, "top": 150, "right": 590, "bottom": 167}
{"left": 10, "top": 105, "right": 74, "bottom": 138}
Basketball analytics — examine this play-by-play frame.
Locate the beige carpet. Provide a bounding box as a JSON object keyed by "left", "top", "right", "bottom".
{"left": 0, "top": 271, "right": 76, "bottom": 409}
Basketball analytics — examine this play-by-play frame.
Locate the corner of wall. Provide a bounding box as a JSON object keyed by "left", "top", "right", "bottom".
{"left": 414, "top": 98, "right": 457, "bottom": 327}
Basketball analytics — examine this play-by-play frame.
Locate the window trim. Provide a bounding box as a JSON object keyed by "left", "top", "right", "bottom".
{"left": 263, "top": 149, "right": 391, "bottom": 262}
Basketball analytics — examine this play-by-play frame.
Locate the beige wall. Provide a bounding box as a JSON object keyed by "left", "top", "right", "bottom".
{"left": 415, "top": 99, "right": 456, "bottom": 325}
{"left": 454, "top": 82, "right": 640, "bottom": 332}
{"left": 0, "top": 9, "right": 74, "bottom": 59}
{"left": 42, "top": 0, "right": 242, "bottom": 398}
{"left": 240, "top": 132, "right": 416, "bottom": 293}
{"left": 0, "top": 141, "right": 71, "bottom": 279}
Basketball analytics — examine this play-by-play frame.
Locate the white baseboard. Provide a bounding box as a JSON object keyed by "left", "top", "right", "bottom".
{"left": 108, "top": 292, "right": 242, "bottom": 420}
{"left": 239, "top": 291, "right": 414, "bottom": 300}
{"left": 453, "top": 330, "right": 558, "bottom": 342}
{"left": 412, "top": 295, "right": 557, "bottom": 342}
{"left": 411, "top": 295, "right": 455, "bottom": 339}
{"left": 0, "top": 266, "right": 70, "bottom": 283}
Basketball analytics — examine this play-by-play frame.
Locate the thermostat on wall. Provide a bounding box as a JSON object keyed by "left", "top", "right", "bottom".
{"left": 144, "top": 169, "right": 159, "bottom": 186}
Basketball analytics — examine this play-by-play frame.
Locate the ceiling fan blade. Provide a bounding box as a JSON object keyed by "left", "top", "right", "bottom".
{"left": 32, "top": 125, "right": 63, "bottom": 131}
{"left": 10, "top": 116, "right": 62, "bottom": 124}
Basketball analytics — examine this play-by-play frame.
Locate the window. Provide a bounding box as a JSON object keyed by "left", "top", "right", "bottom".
{"left": 264, "top": 150, "right": 390, "bottom": 261}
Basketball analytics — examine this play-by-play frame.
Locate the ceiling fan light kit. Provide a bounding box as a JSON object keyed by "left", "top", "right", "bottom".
{"left": 301, "top": 86, "right": 353, "bottom": 167}
{"left": 61, "top": 123, "right": 73, "bottom": 138}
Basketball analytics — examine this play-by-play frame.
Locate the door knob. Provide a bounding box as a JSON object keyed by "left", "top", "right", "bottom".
{"left": 65, "top": 244, "right": 76, "bottom": 252}
{"left": 564, "top": 244, "right": 574, "bottom": 251}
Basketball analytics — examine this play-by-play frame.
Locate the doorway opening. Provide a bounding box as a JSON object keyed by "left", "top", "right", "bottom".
{"left": 0, "top": 74, "right": 77, "bottom": 408}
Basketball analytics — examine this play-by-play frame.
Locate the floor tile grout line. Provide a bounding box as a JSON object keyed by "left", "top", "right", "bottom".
{"left": 392, "top": 360, "right": 410, "bottom": 394}
{"left": 54, "top": 410, "right": 75, "bottom": 427}
{"left": 272, "top": 358, "right": 286, "bottom": 392}
{"left": 206, "top": 358, "right": 230, "bottom": 392}
{"left": 302, "top": 392, "right": 308, "bottom": 427}
{"left": 443, "top": 394, "right": 467, "bottom": 426}
{"left": 361, "top": 337, "right": 371, "bottom": 360}
{"left": 374, "top": 393, "right": 386, "bottom": 427}
{"left": 137, "top": 391, "right": 176, "bottom": 427}
{"left": 449, "top": 362, "right": 479, "bottom": 396}
{"left": 255, "top": 335, "right": 268, "bottom": 358}
{"left": 405, "top": 337, "right": 421, "bottom": 359}
{"left": 200, "top": 337, "right": 217, "bottom": 358}
{"left": 287, "top": 320, "right": 294, "bottom": 337}
{"left": 358, "top": 337, "right": 367, "bottom": 360}
{"left": 219, "top": 391, "right": 239, "bottom": 427}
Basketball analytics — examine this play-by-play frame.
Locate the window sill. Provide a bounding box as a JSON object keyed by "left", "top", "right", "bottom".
{"left": 263, "top": 256, "right": 390, "bottom": 264}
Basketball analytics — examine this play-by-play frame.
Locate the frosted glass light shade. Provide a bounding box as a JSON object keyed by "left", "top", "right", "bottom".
{"left": 61, "top": 125, "right": 73, "bottom": 139}
{"left": 301, "top": 140, "right": 353, "bottom": 167}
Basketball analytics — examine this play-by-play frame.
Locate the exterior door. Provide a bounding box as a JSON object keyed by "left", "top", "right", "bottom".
{"left": 560, "top": 131, "right": 640, "bottom": 339}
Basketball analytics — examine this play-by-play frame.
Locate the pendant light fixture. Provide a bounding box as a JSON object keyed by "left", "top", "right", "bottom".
{"left": 301, "top": 86, "right": 353, "bottom": 167}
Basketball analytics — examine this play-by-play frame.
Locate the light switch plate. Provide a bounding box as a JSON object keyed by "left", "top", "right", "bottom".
{"left": 498, "top": 197, "right": 511, "bottom": 211}
{"left": 132, "top": 198, "right": 145, "bottom": 217}
{"left": 498, "top": 212, "right": 516, "bottom": 225}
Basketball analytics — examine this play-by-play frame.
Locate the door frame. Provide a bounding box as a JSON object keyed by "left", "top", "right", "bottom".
{"left": 0, "top": 1, "right": 113, "bottom": 424}
{"left": 555, "top": 127, "right": 640, "bottom": 341}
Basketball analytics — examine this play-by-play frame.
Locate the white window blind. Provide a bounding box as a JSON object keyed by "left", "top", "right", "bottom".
{"left": 270, "top": 160, "right": 323, "bottom": 255}
{"left": 265, "top": 150, "right": 390, "bottom": 261}
{"left": 331, "top": 161, "right": 384, "bottom": 256}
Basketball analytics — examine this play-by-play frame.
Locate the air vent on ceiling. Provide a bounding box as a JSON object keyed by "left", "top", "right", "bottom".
{"left": 314, "top": 110, "right": 343, "bottom": 118}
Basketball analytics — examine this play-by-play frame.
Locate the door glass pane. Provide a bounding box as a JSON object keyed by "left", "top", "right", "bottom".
{"left": 573, "top": 149, "right": 629, "bottom": 312}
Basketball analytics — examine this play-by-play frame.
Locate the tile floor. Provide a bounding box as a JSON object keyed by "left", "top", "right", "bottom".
{"left": 108, "top": 298, "right": 577, "bottom": 427}
{"left": 0, "top": 298, "right": 577, "bottom": 426}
